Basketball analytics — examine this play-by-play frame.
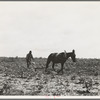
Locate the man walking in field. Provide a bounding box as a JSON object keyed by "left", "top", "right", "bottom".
{"left": 26, "top": 51, "right": 36, "bottom": 70}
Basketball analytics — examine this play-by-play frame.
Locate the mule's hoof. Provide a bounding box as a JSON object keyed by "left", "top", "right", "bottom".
{"left": 57, "top": 71, "right": 63, "bottom": 75}
{"left": 45, "top": 69, "right": 47, "bottom": 72}
{"left": 57, "top": 70, "right": 61, "bottom": 73}
{"left": 35, "top": 69, "right": 36, "bottom": 71}
{"left": 53, "top": 69, "right": 56, "bottom": 72}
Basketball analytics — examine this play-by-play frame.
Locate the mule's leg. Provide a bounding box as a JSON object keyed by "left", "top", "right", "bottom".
{"left": 58, "top": 63, "right": 64, "bottom": 74}
{"left": 52, "top": 63, "right": 55, "bottom": 71}
{"left": 45, "top": 60, "right": 51, "bottom": 72}
{"left": 61, "top": 63, "right": 64, "bottom": 74}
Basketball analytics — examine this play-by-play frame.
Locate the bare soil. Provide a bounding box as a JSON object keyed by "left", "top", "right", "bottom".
{"left": 0, "top": 57, "right": 99, "bottom": 96}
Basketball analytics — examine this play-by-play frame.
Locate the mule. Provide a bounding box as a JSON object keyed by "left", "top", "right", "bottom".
{"left": 45, "top": 50, "right": 76, "bottom": 74}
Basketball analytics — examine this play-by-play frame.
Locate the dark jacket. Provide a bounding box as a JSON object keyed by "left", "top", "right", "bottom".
{"left": 26, "top": 53, "right": 34, "bottom": 62}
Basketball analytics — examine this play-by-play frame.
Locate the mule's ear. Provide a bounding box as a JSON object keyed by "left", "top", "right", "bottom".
{"left": 72, "top": 49, "right": 75, "bottom": 53}
{"left": 64, "top": 50, "right": 66, "bottom": 52}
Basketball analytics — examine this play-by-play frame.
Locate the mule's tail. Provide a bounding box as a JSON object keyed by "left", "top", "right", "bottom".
{"left": 45, "top": 54, "right": 52, "bottom": 72}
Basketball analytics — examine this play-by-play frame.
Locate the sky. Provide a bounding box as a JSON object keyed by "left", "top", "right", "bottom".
{"left": 0, "top": 1, "right": 100, "bottom": 58}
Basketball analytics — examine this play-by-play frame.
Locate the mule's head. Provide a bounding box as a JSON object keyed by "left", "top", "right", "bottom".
{"left": 71, "top": 49, "right": 76, "bottom": 62}
{"left": 29, "top": 50, "right": 32, "bottom": 54}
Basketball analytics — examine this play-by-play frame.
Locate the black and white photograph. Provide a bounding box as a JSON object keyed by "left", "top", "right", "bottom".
{"left": 0, "top": 1, "right": 100, "bottom": 97}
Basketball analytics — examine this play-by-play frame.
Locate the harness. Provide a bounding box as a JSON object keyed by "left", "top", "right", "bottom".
{"left": 55, "top": 51, "right": 67, "bottom": 58}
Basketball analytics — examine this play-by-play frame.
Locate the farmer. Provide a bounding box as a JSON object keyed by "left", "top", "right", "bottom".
{"left": 26, "top": 50, "right": 35, "bottom": 69}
